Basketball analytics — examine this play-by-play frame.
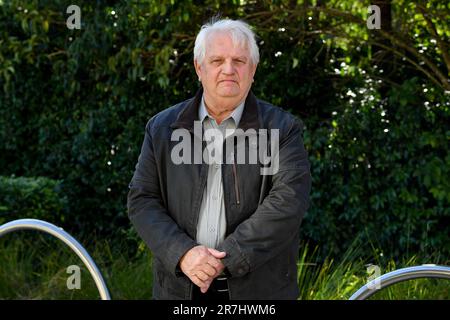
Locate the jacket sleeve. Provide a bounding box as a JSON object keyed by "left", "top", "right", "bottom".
{"left": 217, "top": 118, "right": 311, "bottom": 278}
{"left": 127, "top": 118, "right": 197, "bottom": 276}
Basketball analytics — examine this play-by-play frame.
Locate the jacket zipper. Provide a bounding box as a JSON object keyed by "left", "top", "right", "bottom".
{"left": 232, "top": 152, "right": 241, "bottom": 205}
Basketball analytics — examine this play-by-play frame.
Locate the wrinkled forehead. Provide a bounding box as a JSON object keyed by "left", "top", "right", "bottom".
{"left": 205, "top": 30, "right": 251, "bottom": 57}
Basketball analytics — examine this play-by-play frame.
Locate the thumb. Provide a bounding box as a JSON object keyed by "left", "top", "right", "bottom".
{"left": 207, "top": 248, "right": 226, "bottom": 258}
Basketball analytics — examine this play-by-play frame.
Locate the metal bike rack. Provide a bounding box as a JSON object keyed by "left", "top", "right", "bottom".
{"left": 349, "top": 265, "right": 450, "bottom": 300}
{"left": 0, "top": 218, "right": 111, "bottom": 300}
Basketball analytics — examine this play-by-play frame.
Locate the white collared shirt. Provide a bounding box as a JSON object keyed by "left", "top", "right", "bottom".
{"left": 196, "top": 95, "right": 245, "bottom": 248}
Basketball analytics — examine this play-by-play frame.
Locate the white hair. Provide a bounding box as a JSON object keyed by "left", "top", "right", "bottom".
{"left": 194, "top": 18, "right": 260, "bottom": 65}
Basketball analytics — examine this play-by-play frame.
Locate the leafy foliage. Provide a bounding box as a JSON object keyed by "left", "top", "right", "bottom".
{"left": 0, "top": 175, "right": 67, "bottom": 225}
{"left": 303, "top": 77, "right": 449, "bottom": 258}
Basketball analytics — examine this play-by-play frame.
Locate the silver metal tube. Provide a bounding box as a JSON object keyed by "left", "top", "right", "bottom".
{"left": 0, "top": 219, "right": 111, "bottom": 300}
{"left": 349, "top": 265, "right": 450, "bottom": 300}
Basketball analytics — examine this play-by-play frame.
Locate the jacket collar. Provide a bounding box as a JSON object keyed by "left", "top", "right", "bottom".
{"left": 170, "top": 87, "right": 260, "bottom": 131}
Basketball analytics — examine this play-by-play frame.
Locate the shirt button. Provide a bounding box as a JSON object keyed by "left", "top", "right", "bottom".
{"left": 214, "top": 164, "right": 220, "bottom": 169}
{"left": 209, "top": 227, "right": 215, "bottom": 233}
{"left": 212, "top": 195, "right": 218, "bottom": 200}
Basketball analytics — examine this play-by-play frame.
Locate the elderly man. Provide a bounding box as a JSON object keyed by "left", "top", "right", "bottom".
{"left": 127, "top": 18, "right": 311, "bottom": 300}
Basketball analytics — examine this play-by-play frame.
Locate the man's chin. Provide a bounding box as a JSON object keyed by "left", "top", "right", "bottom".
{"left": 216, "top": 89, "right": 241, "bottom": 98}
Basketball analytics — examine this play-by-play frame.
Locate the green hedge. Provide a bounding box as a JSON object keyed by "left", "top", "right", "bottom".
{"left": 302, "top": 78, "right": 450, "bottom": 258}
{"left": 0, "top": 176, "right": 68, "bottom": 226}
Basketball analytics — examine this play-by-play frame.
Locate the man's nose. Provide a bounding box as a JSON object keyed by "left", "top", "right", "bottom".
{"left": 222, "top": 60, "right": 235, "bottom": 75}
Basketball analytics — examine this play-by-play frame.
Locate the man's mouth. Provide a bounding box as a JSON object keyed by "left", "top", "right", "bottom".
{"left": 219, "top": 80, "right": 237, "bottom": 83}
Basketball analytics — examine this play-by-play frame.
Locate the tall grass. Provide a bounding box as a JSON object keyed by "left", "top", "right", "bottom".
{"left": 0, "top": 232, "right": 152, "bottom": 299}
{"left": 296, "top": 241, "right": 449, "bottom": 300}
{"left": 0, "top": 233, "right": 448, "bottom": 299}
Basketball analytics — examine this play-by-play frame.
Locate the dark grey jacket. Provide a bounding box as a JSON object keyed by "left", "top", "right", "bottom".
{"left": 127, "top": 89, "right": 311, "bottom": 300}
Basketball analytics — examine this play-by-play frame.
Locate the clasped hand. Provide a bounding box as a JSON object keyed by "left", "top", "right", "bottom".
{"left": 179, "top": 245, "right": 226, "bottom": 293}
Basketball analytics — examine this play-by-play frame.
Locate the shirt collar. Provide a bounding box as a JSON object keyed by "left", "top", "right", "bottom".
{"left": 198, "top": 95, "right": 246, "bottom": 127}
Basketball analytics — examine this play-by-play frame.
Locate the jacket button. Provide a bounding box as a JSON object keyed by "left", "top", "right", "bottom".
{"left": 238, "top": 268, "right": 244, "bottom": 274}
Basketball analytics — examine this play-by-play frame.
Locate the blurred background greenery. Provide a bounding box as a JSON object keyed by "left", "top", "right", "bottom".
{"left": 0, "top": 0, "right": 448, "bottom": 299}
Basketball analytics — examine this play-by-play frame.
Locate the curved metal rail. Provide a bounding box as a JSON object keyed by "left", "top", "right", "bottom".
{"left": 349, "top": 265, "right": 450, "bottom": 300}
{"left": 0, "top": 219, "right": 111, "bottom": 300}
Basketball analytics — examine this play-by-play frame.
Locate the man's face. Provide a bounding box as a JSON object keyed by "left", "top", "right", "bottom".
{"left": 195, "top": 32, "right": 257, "bottom": 106}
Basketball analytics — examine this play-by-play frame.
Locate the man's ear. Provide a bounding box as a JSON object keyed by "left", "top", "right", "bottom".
{"left": 251, "top": 63, "right": 258, "bottom": 78}
{"left": 194, "top": 59, "right": 202, "bottom": 79}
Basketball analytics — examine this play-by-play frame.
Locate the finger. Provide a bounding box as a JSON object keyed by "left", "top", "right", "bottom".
{"left": 201, "top": 283, "right": 211, "bottom": 293}
{"left": 207, "top": 257, "right": 225, "bottom": 272}
{"left": 191, "top": 275, "right": 208, "bottom": 291}
{"left": 207, "top": 248, "right": 226, "bottom": 259}
{"left": 200, "top": 279, "right": 212, "bottom": 293}
{"left": 195, "top": 270, "right": 210, "bottom": 282}
{"left": 202, "top": 263, "right": 218, "bottom": 277}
